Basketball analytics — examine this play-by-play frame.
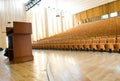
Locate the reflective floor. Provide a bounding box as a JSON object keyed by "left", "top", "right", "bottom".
{"left": 1, "top": 49, "right": 120, "bottom": 81}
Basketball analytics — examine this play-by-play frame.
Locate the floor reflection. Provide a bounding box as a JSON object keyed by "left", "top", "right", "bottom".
{"left": 32, "top": 50, "right": 120, "bottom": 81}
{"left": 1, "top": 49, "right": 120, "bottom": 81}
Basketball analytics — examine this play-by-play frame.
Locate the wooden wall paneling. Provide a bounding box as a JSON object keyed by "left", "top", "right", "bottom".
{"left": 108, "top": 18, "right": 116, "bottom": 36}
{"left": 116, "top": 17, "right": 120, "bottom": 36}
{"left": 79, "top": 13, "right": 82, "bottom": 20}
{"left": 101, "top": 4, "right": 109, "bottom": 14}
{"left": 80, "top": 11, "right": 87, "bottom": 20}
{"left": 108, "top": 1, "right": 120, "bottom": 13}
{"left": 118, "top": 0, "right": 120, "bottom": 11}
{"left": 97, "top": 19, "right": 107, "bottom": 36}
{"left": 99, "top": 5, "right": 104, "bottom": 16}
{"left": 113, "top": 1, "right": 119, "bottom": 12}
{"left": 114, "top": 0, "right": 120, "bottom": 12}
{"left": 76, "top": 13, "right": 80, "bottom": 22}
{"left": 92, "top": 7, "right": 101, "bottom": 17}
{"left": 75, "top": 0, "right": 120, "bottom": 22}
{"left": 86, "top": 9, "right": 93, "bottom": 18}
{"left": 75, "top": 13, "right": 80, "bottom": 22}
{"left": 109, "top": 2, "right": 114, "bottom": 13}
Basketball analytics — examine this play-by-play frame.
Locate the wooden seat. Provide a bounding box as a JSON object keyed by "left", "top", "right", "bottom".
{"left": 105, "top": 38, "right": 115, "bottom": 52}
{"left": 77, "top": 40, "right": 85, "bottom": 50}
{"left": 114, "top": 37, "right": 120, "bottom": 52}
{"left": 84, "top": 39, "right": 92, "bottom": 51}
{"left": 32, "top": 16, "right": 120, "bottom": 53}
{"left": 90, "top": 38, "right": 99, "bottom": 51}
{"left": 97, "top": 37, "right": 106, "bottom": 51}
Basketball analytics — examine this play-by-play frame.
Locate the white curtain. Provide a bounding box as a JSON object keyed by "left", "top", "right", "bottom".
{"left": 26, "top": 4, "right": 74, "bottom": 41}
{"left": 0, "top": 0, "right": 26, "bottom": 48}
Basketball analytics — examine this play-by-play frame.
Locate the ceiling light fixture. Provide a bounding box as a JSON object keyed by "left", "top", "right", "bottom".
{"left": 25, "top": 0, "right": 41, "bottom": 11}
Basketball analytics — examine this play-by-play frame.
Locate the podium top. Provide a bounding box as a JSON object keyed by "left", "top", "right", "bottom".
{"left": 13, "top": 21, "right": 32, "bottom": 34}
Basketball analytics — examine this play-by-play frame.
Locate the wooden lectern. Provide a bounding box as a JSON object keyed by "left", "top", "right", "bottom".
{"left": 6, "top": 21, "right": 33, "bottom": 63}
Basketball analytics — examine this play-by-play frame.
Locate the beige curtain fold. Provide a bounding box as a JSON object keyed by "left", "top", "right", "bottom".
{"left": 26, "top": 5, "right": 74, "bottom": 41}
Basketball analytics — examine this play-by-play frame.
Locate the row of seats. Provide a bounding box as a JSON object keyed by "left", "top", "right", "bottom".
{"left": 32, "top": 36, "right": 120, "bottom": 52}
{"left": 32, "top": 16, "right": 120, "bottom": 52}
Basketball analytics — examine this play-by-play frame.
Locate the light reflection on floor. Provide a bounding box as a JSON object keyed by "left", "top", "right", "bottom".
{"left": 1, "top": 49, "right": 120, "bottom": 81}
{"left": 32, "top": 49, "right": 120, "bottom": 81}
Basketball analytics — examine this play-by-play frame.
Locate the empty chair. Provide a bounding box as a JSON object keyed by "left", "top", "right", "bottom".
{"left": 90, "top": 38, "right": 99, "bottom": 51}
{"left": 84, "top": 39, "right": 92, "bottom": 51}
{"left": 105, "top": 37, "right": 115, "bottom": 52}
{"left": 66, "top": 40, "right": 75, "bottom": 50}
{"left": 97, "top": 37, "right": 107, "bottom": 51}
{"left": 64, "top": 44, "right": 69, "bottom": 50}
{"left": 74, "top": 40, "right": 80, "bottom": 50}
{"left": 78, "top": 40, "right": 85, "bottom": 50}
{"left": 114, "top": 37, "right": 120, "bottom": 52}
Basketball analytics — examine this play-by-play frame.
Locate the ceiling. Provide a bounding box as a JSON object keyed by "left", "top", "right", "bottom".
{"left": 39, "top": 0, "right": 116, "bottom": 14}
{"left": 25, "top": 0, "right": 115, "bottom": 14}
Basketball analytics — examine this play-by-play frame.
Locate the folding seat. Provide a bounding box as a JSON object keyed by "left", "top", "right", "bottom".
{"left": 57, "top": 44, "right": 60, "bottom": 49}
{"left": 65, "top": 40, "right": 73, "bottom": 50}
{"left": 97, "top": 37, "right": 107, "bottom": 51}
{"left": 84, "top": 39, "right": 92, "bottom": 51}
{"left": 35, "top": 43, "right": 39, "bottom": 49}
{"left": 62, "top": 40, "right": 68, "bottom": 50}
{"left": 33, "top": 44, "right": 37, "bottom": 49}
{"left": 114, "top": 37, "right": 120, "bottom": 52}
{"left": 56, "top": 43, "right": 59, "bottom": 50}
{"left": 90, "top": 38, "right": 99, "bottom": 51}
{"left": 46, "top": 44, "right": 49, "bottom": 49}
{"left": 71, "top": 40, "right": 77, "bottom": 50}
{"left": 33, "top": 42, "right": 38, "bottom": 49}
{"left": 68, "top": 44, "right": 74, "bottom": 50}
{"left": 57, "top": 44, "right": 62, "bottom": 50}
{"left": 47, "top": 44, "right": 50, "bottom": 49}
{"left": 105, "top": 37, "right": 115, "bottom": 52}
{"left": 64, "top": 44, "right": 69, "bottom": 50}
{"left": 46, "top": 44, "right": 50, "bottom": 49}
{"left": 32, "top": 44, "right": 35, "bottom": 48}
{"left": 53, "top": 44, "right": 57, "bottom": 49}
{"left": 49, "top": 44, "right": 54, "bottom": 49}
{"left": 60, "top": 44, "right": 65, "bottom": 50}
{"left": 38, "top": 44, "right": 42, "bottom": 49}
{"left": 74, "top": 40, "right": 80, "bottom": 50}
{"left": 41, "top": 44, "right": 45, "bottom": 49}
{"left": 77, "top": 40, "right": 85, "bottom": 50}
{"left": 43, "top": 44, "right": 47, "bottom": 49}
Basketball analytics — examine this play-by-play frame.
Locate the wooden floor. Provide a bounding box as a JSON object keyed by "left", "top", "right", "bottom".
{"left": 1, "top": 50, "right": 120, "bottom": 81}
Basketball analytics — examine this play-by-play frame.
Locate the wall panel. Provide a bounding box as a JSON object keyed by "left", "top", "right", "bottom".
{"left": 75, "top": 13, "right": 81, "bottom": 22}
{"left": 0, "top": 0, "right": 26, "bottom": 48}
{"left": 86, "top": 9, "right": 93, "bottom": 18}
{"left": 93, "top": 7, "right": 101, "bottom": 17}
{"left": 80, "top": 11, "right": 87, "bottom": 20}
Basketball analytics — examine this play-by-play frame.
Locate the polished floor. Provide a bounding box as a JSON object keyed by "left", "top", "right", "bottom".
{"left": 0, "top": 50, "right": 120, "bottom": 81}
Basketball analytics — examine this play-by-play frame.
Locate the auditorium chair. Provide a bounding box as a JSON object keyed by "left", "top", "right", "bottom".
{"left": 78, "top": 40, "right": 85, "bottom": 50}
{"left": 90, "top": 38, "right": 100, "bottom": 51}
{"left": 84, "top": 39, "right": 92, "bottom": 51}
{"left": 73, "top": 40, "right": 80, "bottom": 50}
{"left": 97, "top": 37, "right": 107, "bottom": 51}
{"left": 114, "top": 37, "right": 120, "bottom": 52}
{"left": 105, "top": 37, "right": 115, "bottom": 52}
{"left": 61, "top": 44, "right": 65, "bottom": 50}
{"left": 34, "top": 44, "right": 38, "bottom": 49}
{"left": 63, "top": 44, "right": 68, "bottom": 50}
